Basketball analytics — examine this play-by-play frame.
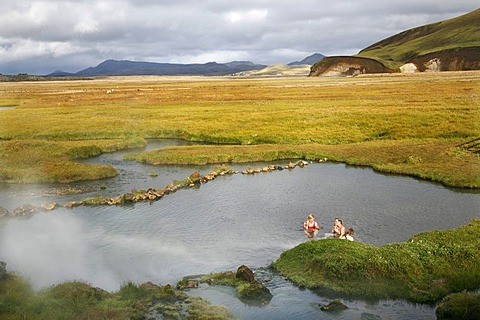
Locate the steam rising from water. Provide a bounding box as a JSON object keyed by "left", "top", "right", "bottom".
{"left": 0, "top": 158, "right": 478, "bottom": 294}
{"left": 0, "top": 213, "right": 95, "bottom": 288}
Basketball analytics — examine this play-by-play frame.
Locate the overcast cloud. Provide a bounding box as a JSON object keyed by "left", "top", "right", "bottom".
{"left": 0, "top": 0, "right": 477, "bottom": 75}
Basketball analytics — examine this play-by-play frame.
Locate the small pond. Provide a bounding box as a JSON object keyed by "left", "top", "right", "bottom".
{"left": 0, "top": 139, "right": 478, "bottom": 319}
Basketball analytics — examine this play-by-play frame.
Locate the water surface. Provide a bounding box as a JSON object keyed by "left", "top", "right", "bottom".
{"left": 0, "top": 139, "right": 478, "bottom": 319}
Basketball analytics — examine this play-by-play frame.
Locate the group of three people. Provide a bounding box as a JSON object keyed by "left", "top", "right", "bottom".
{"left": 303, "top": 214, "right": 354, "bottom": 241}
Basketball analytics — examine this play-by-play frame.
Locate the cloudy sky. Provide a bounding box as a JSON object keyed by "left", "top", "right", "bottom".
{"left": 0, "top": 0, "right": 477, "bottom": 75}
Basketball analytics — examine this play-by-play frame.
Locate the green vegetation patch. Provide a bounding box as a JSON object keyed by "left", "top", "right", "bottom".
{"left": 436, "top": 292, "right": 480, "bottom": 320}
{"left": 200, "top": 270, "right": 273, "bottom": 305}
{"left": 0, "top": 138, "right": 145, "bottom": 183}
{"left": 0, "top": 275, "right": 233, "bottom": 320}
{"left": 126, "top": 139, "right": 480, "bottom": 188}
{"left": 273, "top": 219, "right": 480, "bottom": 303}
{"left": 125, "top": 144, "right": 310, "bottom": 165}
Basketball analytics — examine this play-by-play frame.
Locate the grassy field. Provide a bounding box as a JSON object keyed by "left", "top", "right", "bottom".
{"left": 0, "top": 72, "right": 478, "bottom": 187}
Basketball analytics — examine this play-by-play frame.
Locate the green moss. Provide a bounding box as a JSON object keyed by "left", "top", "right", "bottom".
{"left": 436, "top": 292, "right": 480, "bottom": 320}
{"left": 273, "top": 219, "right": 480, "bottom": 302}
{"left": 0, "top": 272, "right": 230, "bottom": 320}
{"left": 201, "top": 271, "right": 272, "bottom": 305}
{"left": 185, "top": 297, "right": 233, "bottom": 320}
{"left": 82, "top": 195, "right": 110, "bottom": 206}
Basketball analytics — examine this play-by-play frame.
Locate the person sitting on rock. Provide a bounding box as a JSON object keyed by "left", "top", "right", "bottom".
{"left": 304, "top": 214, "right": 321, "bottom": 238}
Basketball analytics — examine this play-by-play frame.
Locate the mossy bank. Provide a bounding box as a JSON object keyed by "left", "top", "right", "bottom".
{"left": 273, "top": 219, "right": 480, "bottom": 303}
{"left": 0, "top": 273, "right": 233, "bottom": 320}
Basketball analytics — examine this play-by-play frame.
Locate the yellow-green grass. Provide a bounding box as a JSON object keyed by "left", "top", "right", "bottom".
{"left": 126, "top": 139, "right": 479, "bottom": 188}
{"left": 273, "top": 219, "right": 480, "bottom": 303}
{"left": 0, "top": 72, "right": 478, "bottom": 186}
{"left": 0, "top": 138, "right": 145, "bottom": 183}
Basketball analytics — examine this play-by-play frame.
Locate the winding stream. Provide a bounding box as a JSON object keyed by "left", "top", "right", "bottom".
{"left": 0, "top": 139, "right": 478, "bottom": 319}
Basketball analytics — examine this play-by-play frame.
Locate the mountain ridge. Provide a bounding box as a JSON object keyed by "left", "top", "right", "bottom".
{"left": 310, "top": 8, "right": 480, "bottom": 76}
{"left": 48, "top": 59, "right": 268, "bottom": 77}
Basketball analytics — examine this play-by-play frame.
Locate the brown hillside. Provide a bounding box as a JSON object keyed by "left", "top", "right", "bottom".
{"left": 308, "top": 56, "right": 391, "bottom": 77}
{"left": 408, "top": 46, "right": 480, "bottom": 71}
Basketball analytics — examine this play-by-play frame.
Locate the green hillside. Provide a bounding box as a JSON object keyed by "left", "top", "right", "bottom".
{"left": 356, "top": 8, "right": 480, "bottom": 70}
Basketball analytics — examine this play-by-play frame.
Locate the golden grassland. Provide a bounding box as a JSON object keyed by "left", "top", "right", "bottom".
{"left": 0, "top": 72, "right": 478, "bottom": 187}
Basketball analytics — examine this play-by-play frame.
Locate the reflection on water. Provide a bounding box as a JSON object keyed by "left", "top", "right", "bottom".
{"left": 0, "top": 139, "right": 478, "bottom": 319}
{"left": 188, "top": 268, "right": 437, "bottom": 320}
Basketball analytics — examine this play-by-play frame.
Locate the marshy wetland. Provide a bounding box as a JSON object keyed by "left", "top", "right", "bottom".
{"left": 0, "top": 72, "right": 479, "bottom": 319}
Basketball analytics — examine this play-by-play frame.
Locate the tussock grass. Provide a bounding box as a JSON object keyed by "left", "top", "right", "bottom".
{"left": 0, "top": 72, "right": 478, "bottom": 186}
{"left": 273, "top": 219, "right": 480, "bottom": 303}
{"left": 0, "top": 276, "right": 232, "bottom": 319}
{"left": 0, "top": 138, "right": 145, "bottom": 183}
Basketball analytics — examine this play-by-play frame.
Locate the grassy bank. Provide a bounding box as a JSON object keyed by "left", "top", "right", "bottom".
{"left": 0, "top": 138, "right": 145, "bottom": 183}
{"left": 0, "top": 274, "right": 232, "bottom": 319}
{"left": 0, "top": 72, "right": 478, "bottom": 186}
{"left": 272, "top": 219, "right": 480, "bottom": 303}
{"left": 126, "top": 139, "right": 479, "bottom": 188}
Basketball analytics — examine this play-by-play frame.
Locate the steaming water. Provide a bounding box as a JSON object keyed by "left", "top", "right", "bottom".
{"left": 0, "top": 139, "right": 478, "bottom": 319}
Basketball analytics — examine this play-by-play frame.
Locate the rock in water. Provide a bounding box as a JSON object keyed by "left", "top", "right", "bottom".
{"left": 236, "top": 265, "right": 255, "bottom": 283}
{"left": 320, "top": 299, "right": 348, "bottom": 311}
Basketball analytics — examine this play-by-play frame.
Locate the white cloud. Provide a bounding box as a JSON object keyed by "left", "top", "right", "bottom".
{"left": 223, "top": 9, "right": 268, "bottom": 24}
{"left": 0, "top": 0, "right": 477, "bottom": 74}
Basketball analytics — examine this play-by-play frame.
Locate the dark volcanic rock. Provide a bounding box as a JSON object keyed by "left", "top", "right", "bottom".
{"left": 236, "top": 265, "right": 255, "bottom": 283}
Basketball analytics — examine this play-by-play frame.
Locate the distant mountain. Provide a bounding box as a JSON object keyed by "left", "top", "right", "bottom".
{"left": 288, "top": 53, "right": 325, "bottom": 66}
{"left": 310, "top": 8, "right": 480, "bottom": 76}
{"left": 48, "top": 70, "right": 75, "bottom": 77}
{"left": 48, "top": 59, "right": 267, "bottom": 77}
{"left": 234, "top": 64, "right": 311, "bottom": 77}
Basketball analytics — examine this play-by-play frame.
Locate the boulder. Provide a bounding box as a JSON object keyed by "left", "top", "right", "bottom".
{"left": 107, "top": 197, "right": 123, "bottom": 205}
{"left": 64, "top": 201, "right": 82, "bottom": 208}
{"left": 238, "top": 280, "right": 273, "bottom": 304}
{"left": 177, "top": 279, "right": 199, "bottom": 290}
{"left": 0, "top": 206, "right": 9, "bottom": 217}
{"left": 236, "top": 265, "right": 255, "bottom": 283}
{"left": 11, "top": 204, "right": 38, "bottom": 216}
{"left": 122, "top": 193, "right": 136, "bottom": 202}
{"left": 43, "top": 202, "right": 58, "bottom": 211}
{"left": 320, "top": 299, "right": 348, "bottom": 311}
{"left": 400, "top": 63, "right": 418, "bottom": 73}
{"left": 188, "top": 171, "right": 202, "bottom": 184}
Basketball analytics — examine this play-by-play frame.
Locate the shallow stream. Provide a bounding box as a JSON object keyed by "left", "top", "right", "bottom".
{"left": 0, "top": 139, "right": 478, "bottom": 319}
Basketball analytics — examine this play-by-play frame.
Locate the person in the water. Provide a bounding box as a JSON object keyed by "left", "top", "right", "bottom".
{"left": 303, "top": 214, "right": 321, "bottom": 238}
{"left": 335, "top": 218, "right": 346, "bottom": 238}
{"left": 344, "top": 228, "right": 355, "bottom": 241}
